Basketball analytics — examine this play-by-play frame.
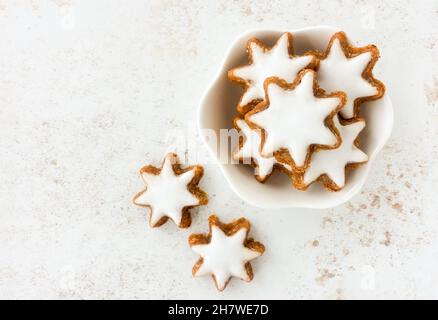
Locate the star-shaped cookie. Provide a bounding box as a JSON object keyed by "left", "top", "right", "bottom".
{"left": 189, "top": 215, "right": 265, "bottom": 291}
{"left": 133, "top": 153, "right": 208, "bottom": 228}
{"left": 228, "top": 32, "right": 316, "bottom": 114}
{"left": 233, "top": 117, "right": 291, "bottom": 183}
{"left": 300, "top": 116, "right": 368, "bottom": 191}
{"left": 245, "top": 69, "right": 346, "bottom": 171}
{"left": 315, "top": 31, "right": 385, "bottom": 119}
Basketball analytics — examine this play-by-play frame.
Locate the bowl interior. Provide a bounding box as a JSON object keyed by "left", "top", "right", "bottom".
{"left": 198, "top": 26, "right": 393, "bottom": 209}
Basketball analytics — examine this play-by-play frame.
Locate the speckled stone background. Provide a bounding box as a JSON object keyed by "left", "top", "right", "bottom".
{"left": 1, "top": 0, "right": 437, "bottom": 300}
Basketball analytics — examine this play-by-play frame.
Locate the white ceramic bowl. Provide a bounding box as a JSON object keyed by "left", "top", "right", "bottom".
{"left": 198, "top": 26, "right": 393, "bottom": 209}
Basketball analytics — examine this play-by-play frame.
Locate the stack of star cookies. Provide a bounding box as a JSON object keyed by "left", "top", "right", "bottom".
{"left": 228, "top": 31, "right": 385, "bottom": 191}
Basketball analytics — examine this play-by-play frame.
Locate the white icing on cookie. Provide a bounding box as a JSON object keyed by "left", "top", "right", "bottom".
{"left": 191, "top": 226, "right": 262, "bottom": 291}
{"left": 303, "top": 117, "right": 368, "bottom": 188}
{"left": 133, "top": 155, "right": 200, "bottom": 226}
{"left": 318, "top": 38, "right": 378, "bottom": 119}
{"left": 247, "top": 71, "right": 342, "bottom": 168}
{"left": 232, "top": 33, "right": 313, "bottom": 107}
{"left": 234, "top": 119, "right": 291, "bottom": 180}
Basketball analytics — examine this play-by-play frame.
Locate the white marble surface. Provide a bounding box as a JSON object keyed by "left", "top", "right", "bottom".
{"left": 0, "top": 0, "right": 438, "bottom": 300}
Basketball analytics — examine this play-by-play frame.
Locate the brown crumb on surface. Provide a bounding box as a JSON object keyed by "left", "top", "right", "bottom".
{"left": 316, "top": 269, "right": 335, "bottom": 285}
{"left": 241, "top": 6, "right": 253, "bottom": 16}
{"left": 360, "top": 236, "right": 374, "bottom": 247}
{"left": 322, "top": 217, "right": 333, "bottom": 227}
{"left": 380, "top": 231, "right": 392, "bottom": 246}
{"left": 392, "top": 202, "right": 404, "bottom": 213}
{"left": 312, "top": 240, "right": 319, "bottom": 247}
{"left": 370, "top": 194, "right": 381, "bottom": 208}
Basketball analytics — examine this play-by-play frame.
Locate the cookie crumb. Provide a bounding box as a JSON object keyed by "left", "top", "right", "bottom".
{"left": 391, "top": 202, "right": 404, "bottom": 213}
{"left": 316, "top": 269, "right": 335, "bottom": 285}
{"left": 380, "top": 231, "right": 392, "bottom": 246}
{"left": 370, "top": 194, "right": 381, "bottom": 208}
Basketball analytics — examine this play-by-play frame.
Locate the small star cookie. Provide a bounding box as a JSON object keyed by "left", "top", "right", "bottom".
{"left": 315, "top": 31, "right": 385, "bottom": 119}
{"left": 133, "top": 153, "right": 208, "bottom": 228}
{"left": 233, "top": 117, "right": 291, "bottom": 183}
{"left": 300, "top": 116, "right": 368, "bottom": 191}
{"left": 228, "top": 32, "right": 316, "bottom": 114}
{"left": 189, "top": 215, "right": 265, "bottom": 291}
{"left": 245, "top": 69, "right": 346, "bottom": 171}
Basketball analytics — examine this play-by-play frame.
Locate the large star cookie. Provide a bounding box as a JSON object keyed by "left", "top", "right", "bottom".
{"left": 233, "top": 117, "right": 291, "bottom": 183}
{"left": 300, "top": 116, "right": 368, "bottom": 191}
{"left": 228, "top": 32, "right": 315, "bottom": 114}
{"left": 245, "top": 69, "right": 346, "bottom": 171}
{"left": 315, "top": 31, "right": 385, "bottom": 119}
{"left": 189, "top": 215, "right": 265, "bottom": 291}
{"left": 133, "top": 153, "right": 208, "bottom": 228}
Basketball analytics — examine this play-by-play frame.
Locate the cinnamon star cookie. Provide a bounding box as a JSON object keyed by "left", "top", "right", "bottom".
{"left": 245, "top": 69, "right": 346, "bottom": 172}
{"left": 313, "top": 31, "right": 385, "bottom": 119}
{"left": 133, "top": 153, "right": 208, "bottom": 228}
{"left": 189, "top": 215, "right": 265, "bottom": 291}
{"left": 228, "top": 32, "right": 316, "bottom": 114}
{"left": 299, "top": 116, "right": 368, "bottom": 191}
